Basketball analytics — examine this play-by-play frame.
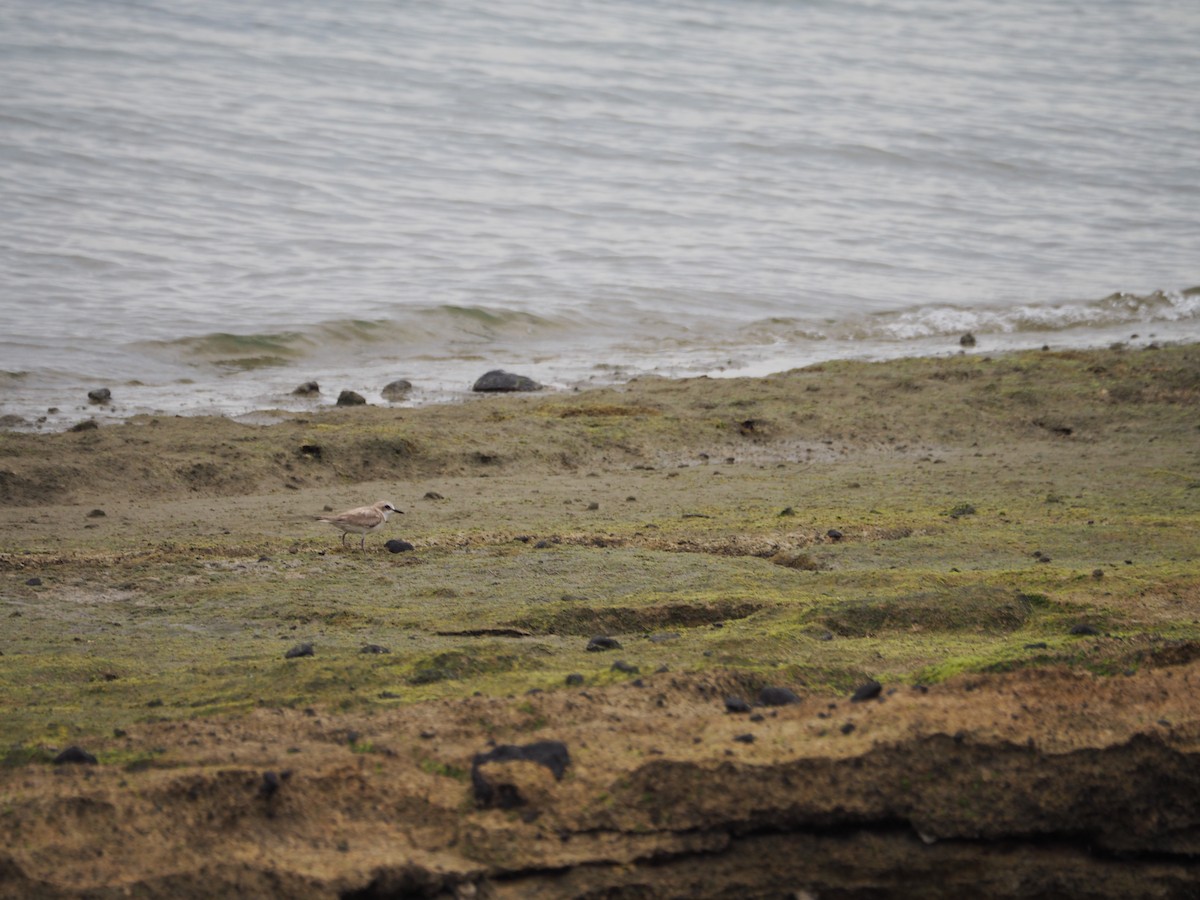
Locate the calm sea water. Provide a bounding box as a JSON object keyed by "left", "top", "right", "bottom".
{"left": 2, "top": 0, "right": 1198, "bottom": 429}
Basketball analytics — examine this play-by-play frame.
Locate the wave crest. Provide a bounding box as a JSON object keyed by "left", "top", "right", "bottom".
{"left": 845, "top": 288, "right": 1200, "bottom": 342}
{"left": 134, "top": 306, "right": 574, "bottom": 371}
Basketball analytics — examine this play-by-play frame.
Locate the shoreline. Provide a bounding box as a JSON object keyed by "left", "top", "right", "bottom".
{"left": 1, "top": 342, "right": 1199, "bottom": 897}
{"left": 3, "top": 319, "right": 1196, "bottom": 435}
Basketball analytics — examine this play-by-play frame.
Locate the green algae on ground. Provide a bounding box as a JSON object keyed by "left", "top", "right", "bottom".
{"left": 1, "top": 344, "right": 1199, "bottom": 748}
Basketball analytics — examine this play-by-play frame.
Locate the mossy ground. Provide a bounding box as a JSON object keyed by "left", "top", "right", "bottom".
{"left": 1, "top": 344, "right": 1198, "bottom": 755}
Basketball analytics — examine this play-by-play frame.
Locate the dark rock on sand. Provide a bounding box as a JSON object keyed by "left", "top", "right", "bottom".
{"left": 70, "top": 419, "right": 99, "bottom": 432}
{"left": 25, "top": 577, "right": 42, "bottom": 587}
{"left": 292, "top": 381, "right": 320, "bottom": 396}
{"left": 260, "top": 771, "right": 282, "bottom": 798}
{"left": 285, "top": 642, "right": 314, "bottom": 659}
{"left": 758, "top": 686, "right": 801, "bottom": 707}
{"left": 611, "top": 660, "right": 639, "bottom": 674}
{"left": 1070, "top": 624, "right": 1102, "bottom": 636}
{"left": 385, "top": 539, "right": 415, "bottom": 553}
{"left": 360, "top": 644, "right": 391, "bottom": 654}
{"left": 336, "top": 390, "right": 366, "bottom": 406}
{"left": 733, "top": 733, "right": 756, "bottom": 744}
{"left": 724, "top": 696, "right": 752, "bottom": 714}
{"left": 827, "top": 528, "right": 844, "bottom": 541}
{"left": 86, "top": 509, "right": 106, "bottom": 518}
{"left": 851, "top": 680, "right": 883, "bottom": 703}
{"left": 960, "top": 332, "right": 977, "bottom": 347}
{"left": 472, "top": 370, "right": 543, "bottom": 393}
{"left": 381, "top": 379, "right": 413, "bottom": 402}
{"left": 471, "top": 740, "right": 571, "bottom": 809}
{"left": 54, "top": 746, "right": 97, "bottom": 765}
{"left": 586, "top": 636, "right": 622, "bottom": 652}
{"left": 87, "top": 388, "right": 112, "bottom": 404}
{"left": 565, "top": 673, "right": 584, "bottom": 686}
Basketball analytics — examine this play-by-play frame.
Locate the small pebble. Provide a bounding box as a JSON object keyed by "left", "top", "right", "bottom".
{"left": 381, "top": 379, "right": 412, "bottom": 401}
{"left": 850, "top": 680, "right": 882, "bottom": 703}
{"left": 733, "top": 733, "right": 756, "bottom": 744}
{"left": 611, "top": 660, "right": 639, "bottom": 674}
{"left": 54, "top": 746, "right": 97, "bottom": 765}
{"left": 758, "top": 686, "right": 800, "bottom": 707}
{"left": 586, "top": 636, "right": 622, "bottom": 652}
{"left": 724, "top": 696, "right": 752, "bottom": 714}
{"left": 260, "top": 771, "right": 282, "bottom": 798}
{"left": 285, "top": 642, "right": 315, "bottom": 659}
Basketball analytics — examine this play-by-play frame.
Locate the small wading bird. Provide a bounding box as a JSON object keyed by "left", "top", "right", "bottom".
{"left": 315, "top": 500, "right": 402, "bottom": 551}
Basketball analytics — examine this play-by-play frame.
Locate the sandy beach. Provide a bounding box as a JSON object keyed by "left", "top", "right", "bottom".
{"left": 1, "top": 344, "right": 1198, "bottom": 898}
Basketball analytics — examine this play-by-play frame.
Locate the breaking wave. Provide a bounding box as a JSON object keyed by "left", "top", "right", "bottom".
{"left": 136, "top": 306, "right": 577, "bottom": 371}
{"left": 745, "top": 288, "right": 1200, "bottom": 346}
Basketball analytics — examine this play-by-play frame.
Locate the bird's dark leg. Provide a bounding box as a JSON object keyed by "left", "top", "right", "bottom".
{"left": 340, "top": 532, "right": 349, "bottom": 548}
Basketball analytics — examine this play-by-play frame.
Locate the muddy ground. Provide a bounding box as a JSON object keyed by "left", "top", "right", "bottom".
{"left": 1, "top": 344, "right": 1198, "bottom": 898}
